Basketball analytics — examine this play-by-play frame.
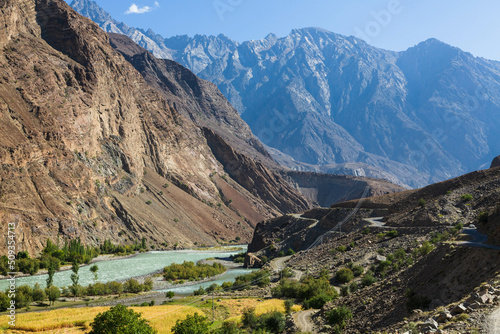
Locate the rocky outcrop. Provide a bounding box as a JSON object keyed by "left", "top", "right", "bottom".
{"left": 202, "top": 128, "right": 310, "bottom": 214}
{"left": 491, "top": 156, "right": 500, "bottom": 168}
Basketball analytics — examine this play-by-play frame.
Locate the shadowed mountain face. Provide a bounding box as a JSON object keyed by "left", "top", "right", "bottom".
{"left": 71, "top": 0, "right": 500, "bottom": 188}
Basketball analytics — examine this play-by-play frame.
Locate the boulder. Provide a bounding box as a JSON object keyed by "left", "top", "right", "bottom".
{"left": 491, "top": 156, "right": 500, "bottom": 169}
{"left": 375, "top": 255, "right": 387, "bottom": 262}
{"left": 437, "top": 310, "right": 453, "bottom": 323}
{"left": 452, "top": 304, "right": 467, "bottom": 314}
{"left": 417, "top": 318, "right": 439, "bottom": 331}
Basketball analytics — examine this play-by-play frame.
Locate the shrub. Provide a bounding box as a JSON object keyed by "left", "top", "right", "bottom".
{"left": 163, "top": 261, "right": 225, "bottom": 281}
{"left": 352, "top": 265, "right": 364, "bottom": 277}
{"left": 124, "top": 279, "right": 142, "bottom": 293}
{"left": 335, "top": 268, "right": 354, "bottom": 284}
{"left": 172, "top": 313, "right": 212, "bottom": 334}
{"left": 386, "top": 230, "right": 398, "bottom": 238}
{"left": 165, "top": 291, "right": 175, "bottom": 299}
{"left": 286, "top": 248, "right": 296, "bottom": 256}
{"left": 89, "top": 304, "right": 157, "bottom": 334}
{"left": 361, "top": 272, "right": 376, "bottom": 287}
{"left": 305, "top": 292, "right": 335, "bottom": 309}
{"left": 349, "top": 281, "right": 359, "bottom": 293}
{"left": 336, "top": 246, "right": 347, "bottom": 253}
{"left": 418, "top": 198, "right": 426, "bottom": 207}
{"left": 234, "top": 270, "right": 270, "bottom": 289}
{"left": 326, "top": 306, "right": 352, "bottom": 332}
{"left": 461, "top": 194, "right": 473, "bottom": 201}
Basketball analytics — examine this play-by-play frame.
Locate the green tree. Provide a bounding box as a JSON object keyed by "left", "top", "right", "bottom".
{"left": 90, "top": 264, "right": 99, "bottom": 282}
{"left": 46, "top": 286, "right": 60, "bottom": 306}
{"left": 32, "top": 283, "right": 46, "bottom": 304}
{"left": 89, "top": 304, "right": 157, "bottom": 334}
{"left": 0, "top": 292, "right": 10, "bottom": 312}
{"left": 70, "top": 261, "right": 80, "bottom": 299}
{"left": 165, "top": 291, "right": 175, "bottom": 299}
{"left": 218, "top": 321, "right": 244, "bottom": 334}
{"left": 46, "top": 259, "right": 56, "bottom": 289}
{"left": 171, "top": 313, "right": 211, "bottom": 334}
{"left": 335, "top": 268, "right": 354, "bottom": 284}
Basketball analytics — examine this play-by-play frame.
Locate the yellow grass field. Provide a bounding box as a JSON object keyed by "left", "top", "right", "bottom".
{"left": 219, "top": 298, "right": 302, "bottom": 323}
{"left": 0, "top": 305, "right": 200, "bottom": 333}
{"left": 0, "top": 298, "right": 298, "bottom": 333}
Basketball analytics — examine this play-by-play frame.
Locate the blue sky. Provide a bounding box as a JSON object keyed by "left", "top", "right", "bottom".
{"left": 66, "top": 0, "right": 500, "bottom": 60}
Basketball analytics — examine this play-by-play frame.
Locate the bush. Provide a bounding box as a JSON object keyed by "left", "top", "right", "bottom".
{"left": 280, "top": 268, "right": 294, "bottom": 279}
{"left": 32, "top": 284, "right": 46, "bottom": 303}
{"left": 124, "top": 279, "right": 142, "bottom": 293}
{"left": 335, "top": 268, "right": 354, "bottom": 284}
{"left": 305, "top": 292, "right": 335, "bottom": 309}
{"left": 461, "top": 194, "right": 473, "bottom": 201}
{"left": 478, "top": 212, "right": 489, "bottom": 224}
{"left": 414, "top": 241, "right": 434, "bottom": 257}
{"left": 0, "top": 292, "right": 10, "bottom": 312}
{"left": 234, "top": 270, "right": 270, "bottom": 289}
{"left": 326, "top": 306, "right": 352, "bottom": 332}
{"left": 271, "top": 276, "right": 337, "bottom": 309}
{"left": 241, "top": 308, "right": 285, "bottom": 333}
{"left": 386, "top": 230, "right": 398, "bottom": 238}
{"left": 163, "top": 261, "right": 226, "bottom": 282}
{"left": 286, "top": 248, "right": 295, "bottom": 256}
{"left": 349, "top": 281, "right": 358, "bottom": 293}
{"left": 352, "top": 265, "right": 364, "bottom": 277}
{"left": 89, "top": 304, "right": 157, "bottom": 334}
{"left": 418, "top": 198, "right": 426, "bottom": 207}
{"left": 361, "top": 272, "right": 376, "bottom": 287}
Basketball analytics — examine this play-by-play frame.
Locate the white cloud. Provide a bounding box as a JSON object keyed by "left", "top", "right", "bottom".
{"left": 125, "top": 2, "right": 160, "bottom": 14}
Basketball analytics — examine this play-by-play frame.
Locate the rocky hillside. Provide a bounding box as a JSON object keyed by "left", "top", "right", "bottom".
{"left": 246, "top": 157, "right": 500, "bottom": 332}
{"left": 283, "top": 171, "right": 405, "bottom": 208}
{"left": 0, "top": 0, "right": 312, "bottom": 255}
{"left": 71, "top": 0, "right": 500, "bottom": 188}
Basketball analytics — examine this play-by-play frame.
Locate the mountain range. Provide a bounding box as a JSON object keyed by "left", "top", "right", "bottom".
{"left": 71, "top": 0, "right": 500, "bottom": 189}
{"left": 0, "top": 0, "right": 403, "bottom": 254}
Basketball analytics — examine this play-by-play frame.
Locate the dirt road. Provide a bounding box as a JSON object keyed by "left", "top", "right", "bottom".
{"left": 294, "top": 309, "right": 318, "bottom": 333}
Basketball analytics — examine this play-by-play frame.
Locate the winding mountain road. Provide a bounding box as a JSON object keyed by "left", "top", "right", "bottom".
{"left": 294, "top": 309, "right": 318, "bottom": 333}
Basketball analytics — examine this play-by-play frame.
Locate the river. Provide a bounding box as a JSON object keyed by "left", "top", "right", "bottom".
{"left": 0, "top": 246, "right": 252, "bottom": 293}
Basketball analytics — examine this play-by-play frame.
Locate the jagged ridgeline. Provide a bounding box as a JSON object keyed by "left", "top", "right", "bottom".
{"left": 0, "top": 0, "right": 313, "bottom": 254}
{"left": 71, "top": 0, "right": 500, "bottom": 189}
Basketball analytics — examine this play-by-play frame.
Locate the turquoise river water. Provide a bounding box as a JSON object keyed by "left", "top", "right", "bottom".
{"left": 0, "top": 246, "right": 253, "bottom": 294}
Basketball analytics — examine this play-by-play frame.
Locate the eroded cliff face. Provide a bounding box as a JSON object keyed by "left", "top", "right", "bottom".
{"left": 0, "top": 0, "right": 308, "bottom": 254}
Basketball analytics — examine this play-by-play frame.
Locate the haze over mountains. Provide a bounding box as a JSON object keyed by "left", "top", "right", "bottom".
{"left": 71, "top": 0, "right": 500, "bottom": 189}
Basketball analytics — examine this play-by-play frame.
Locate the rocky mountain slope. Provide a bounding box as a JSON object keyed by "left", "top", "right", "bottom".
{"left": 105, "top": 32, "right": 404, "bottom": 209}
{"left": 71, "top": 0, "right": 500, "bottom": 188}
{"left": 0, "top": 0, "right": 313, "bottom": 255}
{"left": 106, "top": 33, "right": 272, "bottom": 166}
{"left": 246, "top": 156, "right": 500, "bottom": 332}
